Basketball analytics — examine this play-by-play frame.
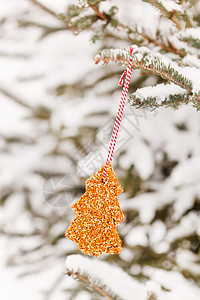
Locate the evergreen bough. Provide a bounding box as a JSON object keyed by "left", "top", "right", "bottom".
{"left": 1, "top": 1, "right": 200, "bottom": 300}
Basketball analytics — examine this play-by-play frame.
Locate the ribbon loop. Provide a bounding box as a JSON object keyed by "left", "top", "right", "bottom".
{"left": 118, "top": 70, "right": 127, "bottom": 86}
{"left": 103, "top": 45, "right": 137, "bottom": 181}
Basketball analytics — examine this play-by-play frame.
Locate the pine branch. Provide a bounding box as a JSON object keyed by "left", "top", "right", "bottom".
{"left": 178, "top": 28, "right": 200, "bottom": 50}
{"left": 177, "top": 0, "right": 193, "bottom": 28}
{"left": 138, "top": 31, "right": 185, "bottom": 57}
{"left": 192, "top": 92, "right": 200, "bottom": 111}
{"left": 142, "top": 0, "right": 182, "bottom": 30}
{"left": 59, "top": 4, "right": 99, "bottom": 34}
{"left": 128, "top": 83, "right": 191, "bottom": 109}
{"left": 182, "top": 54, "right": 200, "bottom": 69}
{"left": 67, "top": 271, "right": 114, "bottom": 300}
{"left": 94, "top": 47, "right": 193, "bottom": 92}
{"left": 181, "top": 36, "right": 200, "bottom": 49}
{"left": 143, "top": 0, "right": 171, "bottom": 19}
{"left": 65, "top": 255, "right": 148, "bottom": 300}
{"left": 60, "top": 1, "right": 186, "bottom": 58}
{"left": 89, "top": 3, "right": 180, "bottom": 56}
{"left": 72, "top": 14, "right": 99, "bottom": 33}
{"left": 93, "top": 47, "right": 200, "bottom": 110}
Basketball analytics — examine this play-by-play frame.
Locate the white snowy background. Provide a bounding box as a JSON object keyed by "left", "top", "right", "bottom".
{"left": 0, "top": 0, "right": 200, "bottom": 300}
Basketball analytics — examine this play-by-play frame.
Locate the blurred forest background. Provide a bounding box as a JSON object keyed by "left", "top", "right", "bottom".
{"left": 0, "top": 0, "right": 200, "bottom": 299}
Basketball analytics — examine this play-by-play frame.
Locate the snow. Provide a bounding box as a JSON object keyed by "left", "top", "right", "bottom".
{"left": 149, "top": 220, "right": 166, "bottom": 245}
{"left": 36, "top": 0, "right": 69, "bottom": 13}
{"left": 66, "top": 254, "right": 147, "bottom": 300}
{"left": 166, "top": 212, "right": 200, "bottom": 242}
{"left": 144, "top": 267, "right": 200, "bottom": 300}
{"left": 133, "top": 83, "right": 186, "bottom": 104}
{"left": 159, "top": 0, "right": 184, "bottom": 13}
{"left": 66, "top": 254, "right": 200, "bottom": 300}
{"left": 172, "top": 186, "right": 197, "bottom": 220}
{"left": 180, "top": 27, "right": 200, "bottom": 40}
{"left": 0, "top": 237, "right": 67, "bottom": 300}
{"left": 120, "top": 138, "right": 155, "bottom": 180}
{"left": 170, "top": 156, "right": 200, "bottom": 187}
{"left": 117, "top": 0, "right": 161, "bottom": 39}
{"left": 121, "top": 185, "right": 175, "bottom": 223}
{"left": 125, "top": 225, "right": 149, "bottom": 247}
{"left": 182, "top": 54, "right": 200, "bottom": 68}
{"left": 177, "top": 250, "right": 200, "bottom": 275}
{"left": 0, "top": 94, "right": 31, "bottom": 135}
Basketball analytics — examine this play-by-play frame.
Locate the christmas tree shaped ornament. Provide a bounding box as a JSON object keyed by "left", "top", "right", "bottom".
{"left": 65, "top": 46, "right": 138, "bottom": 256}
{"left": 65, "top": 161, "right": 123, "bottom": 257}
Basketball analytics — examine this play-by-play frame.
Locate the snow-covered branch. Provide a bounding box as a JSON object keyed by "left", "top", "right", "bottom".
{"left": 94, "top": 46, "right": 200, "bottom": 110}
{"left": 94, "top": 47, "right": 193, "bottom": 91}
{"left": 128, "top": 83, "right": 190, "bottom": 109}
{"left": 65, "top": 255, "right": 148, "bottom": 300}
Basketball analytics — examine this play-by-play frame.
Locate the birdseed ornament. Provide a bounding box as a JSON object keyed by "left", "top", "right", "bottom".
{"left": 65, "top": 46, "right": 138, "bottom": 257}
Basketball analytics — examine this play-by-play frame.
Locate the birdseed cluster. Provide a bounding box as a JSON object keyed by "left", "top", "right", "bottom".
{"left": 65, "top": 161, "right": 124, "bottom": 257}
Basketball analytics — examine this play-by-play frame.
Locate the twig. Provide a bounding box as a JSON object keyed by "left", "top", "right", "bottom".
{"left": 88, "top": 3, "right": 108, "bottom": 21}
{"left": 67, "top": 271, "right": 114, "bottom": 300}
{"left": 0, "top": 85, "right": 32, "bottom": 109}
{"left": 140, "top": 33, "right": 185, "bottom": 57}
{"left": 18, "top": 20, "right": 67, "bottom": 32}
{"left": 28, "top": 0, "right": 58, "bottom": 18}
{"left": 166, "top": 37, "right": 185, "bottom": 56}
{"left": 171, "top": 11, "right": 182, "bottom": 30}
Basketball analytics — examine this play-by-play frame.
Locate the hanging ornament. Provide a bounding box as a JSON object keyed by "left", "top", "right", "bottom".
{"left": 65, "top": 46, "right": 138, "bottom": 256}
{"left": 65, "top": 161, "right": 123, "bottom": 257}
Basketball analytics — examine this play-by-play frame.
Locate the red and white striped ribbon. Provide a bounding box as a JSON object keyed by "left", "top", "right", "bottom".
{"left": 103, "top": 46, "right": 137, "bottom": 181}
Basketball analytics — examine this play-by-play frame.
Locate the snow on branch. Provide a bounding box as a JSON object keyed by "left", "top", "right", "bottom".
{"left": 94, "top": 47, "right": 131, "bottom": 66}
{"left": 94, "top": 46, "right": 200, "bottom": 110}
{"left": 182, "top": 54, "right": 200, "bottom": 69}
{"left": 128, "top": 83, "right": 190, "bottom": 109}
{"left": 143, "top": 0, "right": 172, "bottom": 18}
{"left": 65, "top": 254, "right": 148, "bottom": 300}
{"left": 94, "top": 46, "right": 193, "bottom": 91}
{"left": 142, "top": 0, "right": 183, "bottom": 29}
{"left": 179, "top": 28, "right": 200, "bottom": 50}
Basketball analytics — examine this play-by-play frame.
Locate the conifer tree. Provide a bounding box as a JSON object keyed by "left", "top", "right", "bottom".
{"left": 0, "top": 1, "right": 200, "bottom": 300}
